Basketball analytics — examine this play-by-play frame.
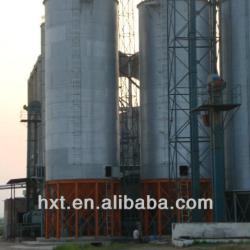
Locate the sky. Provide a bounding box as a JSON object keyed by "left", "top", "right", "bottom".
{"left": 0, "top": 0, "right": 44, "bottom": 217}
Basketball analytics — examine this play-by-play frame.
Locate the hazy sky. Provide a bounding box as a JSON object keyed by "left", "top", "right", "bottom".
{"left": 0, "top": 1, "right": 44, "bottom": 217}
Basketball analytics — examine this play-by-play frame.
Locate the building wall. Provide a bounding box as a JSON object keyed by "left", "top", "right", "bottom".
{"left": 3, "top": 198, "right": 26, "bottom": 239}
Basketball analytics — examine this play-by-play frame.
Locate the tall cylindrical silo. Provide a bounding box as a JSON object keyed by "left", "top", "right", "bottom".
{"left": 222, "top": 0, "right": 250, "bottom": 191}
{"left": 138, "top": 0, "right": 211, "bottom": 180}
{"left": 44, "top": 0, "right": 121, "bottom": 238}
{"left": 44, "top": 0, "right": 119, "bottom": 181}
{"left": 139, "top": 0, "right": 213, "bottom": 234}
{"left": 138, "top": 0, "right": 168, "bottom": 179}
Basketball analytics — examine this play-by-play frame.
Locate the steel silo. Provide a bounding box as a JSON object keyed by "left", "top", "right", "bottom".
{"left": 138, "top": 0, "right": 169, "bottom": 179}
{"left": 138, "top": 0, "right": 211, "bottom": 180}
{"left": 44, "top": 0, "right": 119, "bottom": 181}
{"left": 222, "top": 0, "right": 250, "bottom": 191}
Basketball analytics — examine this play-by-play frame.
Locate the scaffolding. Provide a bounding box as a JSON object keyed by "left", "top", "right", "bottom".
{"left": 166, "top": 0, "right": 220, "bottom": 221}
{"left": 119, "top": 0, "right": 140, "bottom": 168}
{"left": 142, "top": 179, "right": 212, "bottom": 236}
{"left": 45, "top": 180, "right": 121, "bottom": 238}
{"left": 118, "top": 0, "right": 141, "bottom": 235}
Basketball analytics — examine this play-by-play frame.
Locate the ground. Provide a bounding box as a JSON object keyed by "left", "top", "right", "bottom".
{"left": 0, "top": 240, "right": 53, "bottom": 250}
{"left": 0, "top": 240, "right": 250, "bottom": 250}
{"left": 53, "top": 243, "right": 250, "bottom": 250}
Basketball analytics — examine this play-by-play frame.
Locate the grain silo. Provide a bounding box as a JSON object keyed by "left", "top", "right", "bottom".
{"left": 221, "top": 0, "right": 250, "bottom": 220}
{"left": 222, "top": 0, "right": 250, "bottom": 192}
{"left": 138, "top": 0, "right": 212, "bottom": 235}
{"left": 44, "top": 0, "right": 120, "bottom": 238}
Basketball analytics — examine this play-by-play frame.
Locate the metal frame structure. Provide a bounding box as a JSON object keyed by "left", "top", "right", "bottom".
{"left": 226, "top": 191, "right": 250, "bottom": 222}
{"left": 118, "top": 0, "right": 141, "bottom": 235}
{"left": 21, "top": 105, "right": 44, "bottom": 213}
{"left": 142, "top": 179, "right": 212, "bottom": 236}
{"left": 193, "top": 78, "right": 241, "bottom": 221}
{"left": 166, "top": 0, "right": 220, "bottom": 221}
{"left": 119, "top": 0, "right": 140, "bottom": 169}
{"left": 45, "top": 180, "right": 121, "bottom": 238}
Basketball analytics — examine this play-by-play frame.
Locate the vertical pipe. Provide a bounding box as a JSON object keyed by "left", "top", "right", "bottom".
{"left": 34, "top": 120, "right": 38, "bottom": 177}
{"left": 210, "top": 109, "right": 225, "bottom": 221}
{"left": 95, "top": 182, "right": 99, "bottom": 237}
{"left": 233, "top": 192, "right": 237, "bottom": 222}
{"left": 75, "top": 182, "right": 79, "bottom": 238}
{"left": 111, "top": 181, "right": 114, "bottom": 237}
{"left": 143, "top": 184, "right": 149, "bottom": 235}
{"left": 45, "top": 184, "right": 49, "bottom": 238}
{"left": 217, "top": 0, "right": 223, "bottom": 76}
{"left": 209, "top": 80, "right": 225, "bottom": 222}
{"left": 157, "top": 182, "right": 162, "bottom": 236}
{"left": 27, "top": 114, "right": 31, "bottom": 212}
{"left": 189, "top": 0, "right": 201, "bottom": 222}
{"left": 210, "top": 0, "right": 218, "bottom": 73}
{"left": 56, "top": 183, "right": 60, "bottom": 239}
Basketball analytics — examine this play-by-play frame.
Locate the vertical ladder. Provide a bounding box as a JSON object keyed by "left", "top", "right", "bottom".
{"left": 178, "top": 181, "right": 191, "bottom": 222}
{"left": 71, "top": 0, "right": 82, "bottom": 166}
{"left": 157, "top": 0, "right": 169, "bottom": 174}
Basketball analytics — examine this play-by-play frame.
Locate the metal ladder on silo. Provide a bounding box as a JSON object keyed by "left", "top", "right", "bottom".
{"left": 156, "top": 0, "right": 169, "bottom": 173}
{"left": 71, "top": 0, "right": 82, "bottom": 166}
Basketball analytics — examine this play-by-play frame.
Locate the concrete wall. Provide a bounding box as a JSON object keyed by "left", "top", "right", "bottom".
{"left": 4, "top": 198, "right": 26, "bottom": 239}
{"left": 172, "top": 223, "right": 250, "bottom": 240}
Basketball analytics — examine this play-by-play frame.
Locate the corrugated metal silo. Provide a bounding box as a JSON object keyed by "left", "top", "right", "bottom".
{"left": 138, "top": 0, "right": 169, "bottom": 179}
{"left": 44, "top": 0, "right": 121, "bottom": 238}
{"left": 222, "top": 0, "right": 250, "bottom": 191}
{"left": 138, "top": 0, "right": 211, "bottom": 180}
{"left": 138, "top": 0, "right": 213, "bottom": 234}
{"left": 44, "top": 0, "right": 119, "bottom": 181}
